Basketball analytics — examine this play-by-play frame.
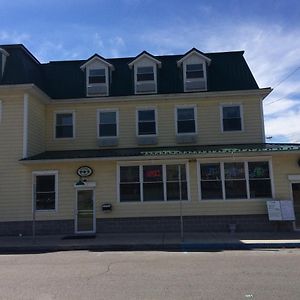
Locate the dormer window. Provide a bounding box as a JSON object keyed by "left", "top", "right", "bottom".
{"left": 128, "top": 51, "right": 161, "bottom": 95}
{"left": 80, "top": 54, "right": 114, "bottom": 97}
{"left": 177, "top": 48, "right": 211, "bottom": 92}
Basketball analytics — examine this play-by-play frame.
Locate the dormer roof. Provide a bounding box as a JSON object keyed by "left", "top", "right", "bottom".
{"left": 128, "top": 51, "right": 162, "bottom": 69}
{"left": 177, "top": 48, "right": 212, "bottom": 67}
{"left": 80, "top": 53, "right": 115, "bottom": 70}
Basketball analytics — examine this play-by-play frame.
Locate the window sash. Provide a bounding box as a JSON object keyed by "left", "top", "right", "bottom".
{"left": 89, "top": 69, "right": 106, "bottom": 84}
{"left": 137, "top": 109, "right": 156, "bottom": 135}
{"left": 55, "top": 113, "right": 73, "bottom": 138}
{"left": 99, "top": 111, "right": 117, "bottom": 137}
{"left": 34, "top": 174, "right": 56, "bottom": 211}
{"left": 222, "top": 106, "right": 242, "bottom": 131}
{"left": 137, "top": 66, "right": 154, "bottom": 82}
{"left": 177, "top": 108, "right": 196, "bottom": 134}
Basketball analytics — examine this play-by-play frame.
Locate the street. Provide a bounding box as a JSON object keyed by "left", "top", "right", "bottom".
{"left": 0, "top": 249, "right": 299, "bottom": 299}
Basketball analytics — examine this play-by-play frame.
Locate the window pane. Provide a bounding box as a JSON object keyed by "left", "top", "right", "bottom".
{"left": 120, "top": 166, "right": 139, "bottom": 183}
{"left": 137, "top": 73, "right": 154, "bottom": 81}
{"left": 143, "top": 165, "right": 162, "bottom": 182}
{"left": 167, "top": 182, "right": 188, "bottom": 201}
{"left": 100, "top": 112, "right": 116, "bottom": 124}
{"left": 186, "top": 64, "right": 203, "bottom": 71}
{"left": 89, "top": 75, "right": 106, "bottom": 84}
{"left": 201, "top": 164, "right": 221, "bottom": 180}
{"left": 56, "top": 126, "right": 73, "bottom": 138}
{"left": 224, "top": 163, "right": 245, "bottom": 179}
{"left": 177, "top": 108, "right": 194, "bottom": 120}
{"left": 177, "top": 120, "right": 195, "bottom": 133}
{"left": 143, "top": 183, "right": 164, "bottom": 201}
{"left": 120, "top": 183, "right": 140, "bottom": 202}
{"left": 225, "top": 180, "right": 247, "bottom": 199}
{"left": 248, "top": 162, "right": 270, "bottom": 178}
{"left": 99, "top": 124, "right": 117, "bottom": 137}
{"left": 90, "top": 69, "right": 105, "bottom": 76}
{"left": 201, "top": 181, "right": 223, "bottom": 200}
{"left": 138, "top": 122, "right": 156, "bottom": 135}
{"left": 166, "top": 164, "right": 186, "bottom": 181}
{"left": 223, "top": 106, "right": 240, "bottom": 118}
{"left": 36, "top": 175, "right": 55, "bottom": 192}
{"left": 250, "top": 180, "right": 272, "bottom": 198}
{"left": 137, "top": 66, "right": 153, "bottom": 73}
{"left": 186, "top": 70, "right": 204, "bottom": 79}
{"left": 138, "top": 110, "right": 155, "bottom": 121}
{"left": 56, "top": 114, "right": 73, "bottom": 126}
{"left": 36, "top": 192, "right": 55, "bottom": 210}
{"left": 223, "top": 118, "right": 241, "bottom": 131}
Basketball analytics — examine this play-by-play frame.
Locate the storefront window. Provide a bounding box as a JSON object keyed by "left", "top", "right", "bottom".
{"left": 166, "top": 164, "right": 187, "bottom": 201}
{"left": 200, "top": 163, "right": 223, "bottom": 199}
{"left": 143, "top": 165, "right": 164, "bottom": 201}
{"left": 119, "top": 166, "right": 140, "bottom": 202}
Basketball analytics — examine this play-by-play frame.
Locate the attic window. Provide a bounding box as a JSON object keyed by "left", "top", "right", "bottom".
{"left": 186, "top": 64, "right": 204, "bottom": 79}
{"left": 184, "top": 63, "right": 206, "bottom": 92}
{"left": 87, "top": 67, "right": 108, "bottom": 96}
{"left": 135, "top": 66, "right": 157, "bottom": 94}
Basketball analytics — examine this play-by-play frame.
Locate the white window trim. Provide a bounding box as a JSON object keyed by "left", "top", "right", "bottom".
{"left": 117, "top": 161, "right": 191, "bottom": 203}
{"left": 97, "top": 108, "right": 119, "bottom": 138}
{"left": 54, "top": 110, "right": 76, "bottom": 140}
{"left": 86, "top": 66, "right": 109, "bottom": 97}
{"left": 32, "top": 170, "right": 58, "bottom": 212}
{"left": 220, "top": 103, "right": 244, "bottom": 133}
{"left": 134, "top": 64, "right": 157, "bottom": 95}
{"left": 183, "top": 61, "right": 208, "bottom": 92}
{"left": 136, "top": 107, "right": 158, "bottom": 137}
{"left": 175, "top": 105, "right": 198, "bottom": 136}
{"left": 197, "top": 157, "right": 274, "bottom": 201}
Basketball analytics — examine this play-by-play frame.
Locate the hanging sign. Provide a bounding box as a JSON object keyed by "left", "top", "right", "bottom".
{"left": 77, "top": 166, "right": 93, "bottom": 177}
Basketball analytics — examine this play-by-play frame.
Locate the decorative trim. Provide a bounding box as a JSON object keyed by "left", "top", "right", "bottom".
{"left": 288, "top": 175, "right": 300, "bottom": 181}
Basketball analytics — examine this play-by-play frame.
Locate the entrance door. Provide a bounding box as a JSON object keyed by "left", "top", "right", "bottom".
{"left": 292, "top": 183, "right": 300, "bottom": 229}
{"left": 76, "top": 189, "right": 95, "bottom": 234}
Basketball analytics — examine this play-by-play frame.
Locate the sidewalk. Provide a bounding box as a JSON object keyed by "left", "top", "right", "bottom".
{"left": 1, "top": 232, "right": 300, "bottom": 253}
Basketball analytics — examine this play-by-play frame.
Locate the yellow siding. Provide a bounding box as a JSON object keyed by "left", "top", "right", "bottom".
{"left": 28, "top": 95, "right": 46, "bottom": 156}
{"left": 46, "top": 95, "right": 264, "bottom": 151}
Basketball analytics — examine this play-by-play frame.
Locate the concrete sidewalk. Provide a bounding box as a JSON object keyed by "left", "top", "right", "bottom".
{"left": 0, "top": 232, "right": 300, "bottom": 253}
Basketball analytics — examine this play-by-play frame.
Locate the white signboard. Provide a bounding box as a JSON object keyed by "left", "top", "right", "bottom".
{"left": 267, "top": 200, "right": 296, "bottom": 221}
{"left": 280, "top": 200, "right": 295, "bottom": 221}
{"left": 267, "top": 201, "right": 282, "bottom": 221}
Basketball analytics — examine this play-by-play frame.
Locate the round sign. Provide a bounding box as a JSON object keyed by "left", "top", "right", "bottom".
{"left": 77, "top": 166, "right": 93, "bottom": 177}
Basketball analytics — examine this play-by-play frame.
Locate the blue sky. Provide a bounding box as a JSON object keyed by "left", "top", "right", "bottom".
{"left": 1, "top": 0, "right": 300, "bottom": 142}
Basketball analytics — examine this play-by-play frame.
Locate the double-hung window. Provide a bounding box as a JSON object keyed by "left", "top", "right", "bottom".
{"left": 87, "top": 68, "right": 108, "bottom": 96}
{"left": 55, "top": 112, "right": 74, "bottom": 139}
{"left": 222, "top": 105, "right": 242, "bottom": 131}
{"left": 119, "top": 164, "right": 189, "bottom": 202}
{"left": 137, "top": 109, "right": 157, "bottom": 136}
{"left": 199, "top": 161, "right": 273, "bottom": 200}
{"left": 184, "top": 63, "right": 206, "bottom": 91}
{"left": 176, "top": 107, "right": 196, "bottom": 134}
{"left": 89, "top": 68, "right": 106, "bottom": 84}
{"left": 98, "top": 110, "right": 118, "bottom": 137}
{"left": 135, "top": 66, "right": 156, "bottom": 94}
{"left": 33, "top": 172, "right": 58, "bottom": 211}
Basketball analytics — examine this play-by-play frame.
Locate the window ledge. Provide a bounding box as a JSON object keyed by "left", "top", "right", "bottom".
{"left": 137, "top": 136, "right": 158, "bottom": 145}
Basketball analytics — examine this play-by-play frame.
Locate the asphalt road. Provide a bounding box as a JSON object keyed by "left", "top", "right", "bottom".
{"left": 0, "top": 249, "right": 299, "bottom": 300}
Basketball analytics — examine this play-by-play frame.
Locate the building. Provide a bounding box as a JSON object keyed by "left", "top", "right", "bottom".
{"left": 0, "top": 44, "right": 299, "bottom": 236}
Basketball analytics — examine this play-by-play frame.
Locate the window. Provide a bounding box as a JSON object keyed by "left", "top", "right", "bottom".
{"left": 98, "top": 110, "right": 118, "bottom": 137}
{"left": 224, "top": 162, "right": 247, "bottom": 199}
{"left": 248, "top": 161, "right": 272, "bottom": 198}
{"left": 176, "top": 107, "right": 196, "bottom": 134}
{"left": 222, "top": 105, "right": 242, "bottom": 131}
{"left": 33, "top": 172, "right": 57, "bottom": 211}
{"left": 55, "top": 112, "right": 74, "bottom": 139}
{"left": 200, "top": 164, "right": 223, "bottom": 200}
{"left": 137, "top": 109, "right": 156, "bottom": 136}
{"left": 199, "top": 161, "right": 273, "bottom": 200}
{"left": 166, "top": 164, "right": 188, "bottom": 201}
{"left": 135, "top": 66, "right": 156, "bottom": 94}
{"left": 186, "top": 64, "right": 204, "bottom": 79}
{"left": 89, "top": 69, "right": 106, "bottom": 84}
{"left": 119, "top": 164, "right": 189, "bottom": 202}
{"left": 119, "top": 166, "right": 141, "bottom": 202}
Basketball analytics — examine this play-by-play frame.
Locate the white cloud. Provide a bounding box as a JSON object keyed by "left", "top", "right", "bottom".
{"left": 0, "top": 30, "right": 30, "bottom": 44}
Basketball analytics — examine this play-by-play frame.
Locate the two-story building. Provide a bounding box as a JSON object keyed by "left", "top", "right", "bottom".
{"left": 0, "top": 44, "right": 300, "bottom": 236}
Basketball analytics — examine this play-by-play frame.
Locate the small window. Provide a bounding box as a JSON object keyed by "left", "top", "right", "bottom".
{"left": 176, "top": 107, "right": 196, "bottom": 134}
{"left": 34, "top": 173, "right": 57, "bottom": 211}
{"left": 248, "top": 161, "right": 272, "bottom": 198}
{"left": 224, "top": 162, "right": 247, "bottom": 199}
{"left": 166, "top": 164, "right": 188, "bottom": 201}
{"left": 186, "top": 64, "right": 204, "bottom": 79}
{"left": 89, "top": 69, "right": 106, "bottom": 84}
{"left": 119, "top": 166, "right": 141, "bottom": 202}
{"left": 55, "top": 112, "right": 74, "bottom": 138}
{"left": 137, "top": 109, "right": 156, "bottom": 136}
{"left": 98, "top": 110, "right": 117, "bottom": 137}
{"left": 137, "top": 66, "right": 154, "bottom": 82}
{"left": 222, "top": 105, "right": 242, "bottom": 131}
{"left": 200, "top": 163, "right": 223, "bottom": 200}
